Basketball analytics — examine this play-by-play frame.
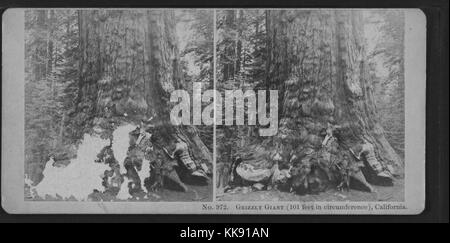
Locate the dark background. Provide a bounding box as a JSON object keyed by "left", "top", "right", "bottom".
{"left": 0, "top": 0, "right": 448, "bottom": 224}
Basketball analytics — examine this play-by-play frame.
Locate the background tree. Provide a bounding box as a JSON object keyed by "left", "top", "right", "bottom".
{"left": 216, "top": 10, "right": 268, "bottom": 173}
{"left": 179, "top": 10, "right": 214, "bottom": 150}
{"left": 365, "top": 10, "right": 405, "bottom": 158}
{"left": 25, "top": 10, "right": 80, "bottom": 183}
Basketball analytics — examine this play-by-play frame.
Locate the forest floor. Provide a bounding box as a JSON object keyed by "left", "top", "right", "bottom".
{"left": 26, "top": 182, "right": 213, "bottom": 202}
{"left": 217, "top": 178, "right": 404, "bottom": 202}
{"left": 25, "top": 119, "right": 215, "bottom": 202}
{"left": 120, "top": 182, "right": 213, "bottom": 202}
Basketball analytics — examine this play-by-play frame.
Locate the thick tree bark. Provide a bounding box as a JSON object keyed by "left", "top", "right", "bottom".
{"left": 75, "top": 10, "right": 212, "bottom": 167}
{"left": 265, "top": 10, "right": 402, "bottom": 174}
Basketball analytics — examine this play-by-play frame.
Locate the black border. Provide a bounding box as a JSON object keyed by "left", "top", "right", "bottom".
{"left": 0, "top": 0, "right": 448, "bottom": 223}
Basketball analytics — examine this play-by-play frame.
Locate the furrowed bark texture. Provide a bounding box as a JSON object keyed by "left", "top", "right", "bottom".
{"left": 75, "top": 10, "right": 212, "bottom": 167}
{"left": 266, "top": 10, "right": 402, "bottom": 171}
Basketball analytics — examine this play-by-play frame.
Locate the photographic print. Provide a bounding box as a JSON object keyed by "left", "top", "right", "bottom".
{"left": 1, "top": 8, "right": 425, "bottom": 214}
{"left": 23, "top": 9, "right": 214, "bottom": 202}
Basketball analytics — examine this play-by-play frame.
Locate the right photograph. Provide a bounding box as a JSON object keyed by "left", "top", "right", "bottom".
{"left": 215, "top": 9, "right": 405, "bottom": 202}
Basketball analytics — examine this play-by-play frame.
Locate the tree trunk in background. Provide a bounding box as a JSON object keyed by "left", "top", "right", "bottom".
{"left": 265, "top": 10, "right": 402, "bottom": 173}
{"left": 223, "top": 10, "right": 236, "bottom": 81}
{"left": 235, "top": 10, "right": 244, "bottom": 77}
{"left": 33, "top": 10, "right": 47, "bottom": 80}
{"left": 47, "top": 10, "right": 55, "bottom": 76}
{"left": 75, "top": 10, "right": 212, "bottom": 167}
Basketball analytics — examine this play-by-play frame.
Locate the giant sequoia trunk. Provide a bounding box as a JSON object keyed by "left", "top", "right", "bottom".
{"left": 265, "top": 10, "right": 402, "bottom": 174}
{"left": 74, "top": 10, "right": 212, "bottom": 168}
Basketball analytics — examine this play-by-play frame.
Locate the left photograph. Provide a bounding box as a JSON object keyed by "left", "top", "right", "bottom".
{"left": 24, "top": 9, "right": 214, "bottom": 202}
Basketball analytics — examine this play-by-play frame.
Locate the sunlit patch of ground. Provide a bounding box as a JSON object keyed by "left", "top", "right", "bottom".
{"left": 25, "top": 123, "right": 213, "bottom": 202}
{"left": 217, "top": 178, "right": 404, "bottom": 202}
{"left": 26, "top": 181, "right": 212, "bottom": 202}
{"left": 26, "top": 177, "right": 214, "bottom": 203}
